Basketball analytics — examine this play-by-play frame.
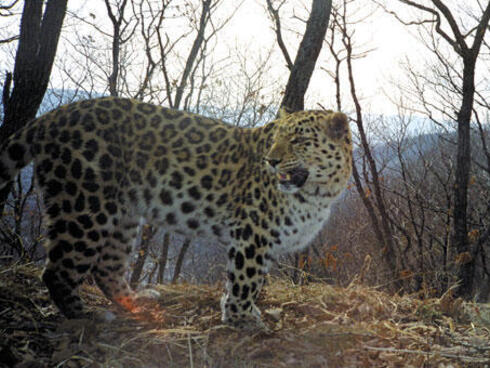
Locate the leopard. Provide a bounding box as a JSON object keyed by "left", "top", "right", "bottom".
{"left": 0, "top": 96, "right": 352, "bottom": 328}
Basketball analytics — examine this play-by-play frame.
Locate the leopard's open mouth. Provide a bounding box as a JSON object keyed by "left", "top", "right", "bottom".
{"left": 276, "top": 167, "right": 309, "bottom": 188}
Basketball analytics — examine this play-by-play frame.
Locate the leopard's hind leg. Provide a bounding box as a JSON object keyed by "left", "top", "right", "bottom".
{"left": 91, "top": 219, "right": 141, "bottom": 313}
{"left": 41, "top": 197, "right": 102, "bottom": 318}
{"left": 39, "top": 152, "right": 123, "bottom": 318}
{"left": 42, "top": 189, "right": 139, "bottom": 317}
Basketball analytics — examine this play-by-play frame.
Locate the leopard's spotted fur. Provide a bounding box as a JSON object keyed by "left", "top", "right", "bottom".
{"left": 0, "top": 97, "right": 352, "bottom": 327}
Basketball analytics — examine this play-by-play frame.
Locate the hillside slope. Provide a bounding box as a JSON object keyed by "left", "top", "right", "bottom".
{"left": 0, "top": 263, "right": 488, "bottom": 367}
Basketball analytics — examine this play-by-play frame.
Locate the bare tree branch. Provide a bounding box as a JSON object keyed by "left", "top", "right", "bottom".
{"left": 0, "top": 0, "right": 19, "bottom": 15}
{"left": 391, "top": 0, "right": 461, "bottom": 54}
{"left": 104, "top": 0, "right": 129, "bottom": 96}
{"left": 0, "top": 35, "right": 19, "bottom": 44}
{"left": 266, "top": 0, "right": 293, "bottom": 70}
{"left": 174, "top": 0, "right": 213, "bottom": 109}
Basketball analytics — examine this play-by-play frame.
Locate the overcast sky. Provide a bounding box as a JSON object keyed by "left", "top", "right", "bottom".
{"left": 2, "top": 1, "right": 485, "bottom": 118}
{"left": 59, "top": 0, "right": 425, "bottom": 114}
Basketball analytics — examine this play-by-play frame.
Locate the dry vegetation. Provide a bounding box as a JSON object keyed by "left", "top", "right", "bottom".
{"left": 1, "top": 263, "right": 489, "bottom": 368}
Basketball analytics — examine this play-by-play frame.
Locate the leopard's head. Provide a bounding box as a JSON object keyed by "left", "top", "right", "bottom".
{"left": 265, "top": 108, "right": 352, "bottom": 196}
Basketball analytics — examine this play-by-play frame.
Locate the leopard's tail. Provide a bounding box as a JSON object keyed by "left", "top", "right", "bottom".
{"left": 0, "top": 123, "right": 36, "bottom": 203}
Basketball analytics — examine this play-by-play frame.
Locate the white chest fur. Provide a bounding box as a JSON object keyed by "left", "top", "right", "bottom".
{"left": 274, "top": 198, "right": 333, "bottom": 255}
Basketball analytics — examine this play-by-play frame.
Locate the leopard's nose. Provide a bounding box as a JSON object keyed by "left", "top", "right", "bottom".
{"left": 265, "top": 158, "right": 281, "bottom": 168}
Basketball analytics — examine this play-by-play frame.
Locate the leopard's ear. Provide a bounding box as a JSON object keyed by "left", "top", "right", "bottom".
{"left": 326, "top": 112, "right": 349, "bottom": 140}
{"left": 278, "top": 106, "right": 293, "bottom": 119}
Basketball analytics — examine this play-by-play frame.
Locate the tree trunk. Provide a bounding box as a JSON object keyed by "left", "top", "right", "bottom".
{"left": 172, "top": 239, "right": 191, "bottom": 283}
{"left": 341, "top": 16, "right": 400, "bottom": 291}
{"left": 280, "top": 0, "right": 332, "bottom": 112}
{"left": 173, "top": 0, "right": 212, "bottom": 109}
{"left": 451, "top": 57, "right": 476, "bottom": 298}
{"left": 157, "top": 232, "right": 170, "bottom": 283}
{"left": 0, "top": 0, "right": 67, "bottom": 212}
{"left": 274, "top": 0, "right": 331, "bottom": 278}
{"left": 130, "top": 225, "right": 153, "bottom": 288}
{"left": 449, "top": 2, "right": 490, "bottom": 298}
{"left": 104, "top": 0, "right": 129, "bottom": 97}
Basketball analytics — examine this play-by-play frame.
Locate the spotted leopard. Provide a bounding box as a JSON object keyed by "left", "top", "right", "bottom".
{"left": 0, "top": 97, "right": 352, "bottom": 328}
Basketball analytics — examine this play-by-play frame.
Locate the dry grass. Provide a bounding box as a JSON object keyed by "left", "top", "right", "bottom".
{"left": 0, "top": 263, "right": 489, "bottom": 367}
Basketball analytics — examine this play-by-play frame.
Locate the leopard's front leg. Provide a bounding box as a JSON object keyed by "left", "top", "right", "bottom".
{"left": 221, "top": 234, "right": 273, "bottom": 330}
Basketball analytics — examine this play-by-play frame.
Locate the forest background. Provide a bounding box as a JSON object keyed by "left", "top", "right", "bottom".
{"left": 0, "top": 0, "right": 489, "bottom": 303}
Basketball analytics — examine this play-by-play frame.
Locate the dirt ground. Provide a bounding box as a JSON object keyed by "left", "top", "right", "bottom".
{"left": 0, "top": 263, "right": 489, "bottom": 367}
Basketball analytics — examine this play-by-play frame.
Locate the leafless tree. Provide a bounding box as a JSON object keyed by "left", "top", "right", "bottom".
{"left": 267, "top": 0, "right": 332, "bottom": 112}
{"left": 0, "top": 0, "right": 68, "bottom": 143}
{"left": 157, "top": 232, "right": 170, "bottom": 283}
{"left": 130, "top": 225, "right": 156, "bottom": 287}
{"left": 0, "top": 0, "right": 68, "bottom": 249}
{"left": 201, "top": 45, "right": 280, "bottom": 127}
{"left": 379, "top": 0, "right": 490, "bottom": 298}
{"left": 130, "top": 0, "right": 239, "bottom": 110}
{"left": 323, "top": 0, "right": 402, "bottom": 290}
{"left": 171, "top": 238, "right": 191, "bottom": 283}
{"left": 0, "top": 1, "right": 20, "bottom": 44}
{"left": 265, "top": 0, "right": 333, "bottom": 282}
{"left": 60, "top": 0, "right": 139, "bottom": 98}
{"left": 104, "top": 0, "right": 138, "bottom": 96}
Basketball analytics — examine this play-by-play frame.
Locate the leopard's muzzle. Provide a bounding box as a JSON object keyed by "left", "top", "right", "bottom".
{"left": 275, "top": 167, "right": 309, "bottom": 192}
